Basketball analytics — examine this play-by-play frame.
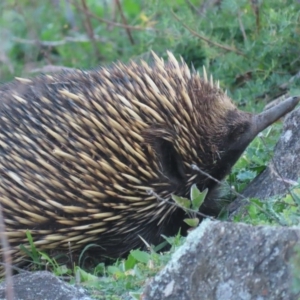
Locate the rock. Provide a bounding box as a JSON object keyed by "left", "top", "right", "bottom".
{"left": 228, "top": 106, "right": 300, "bottom": 216}
{"left": 142, "top": 219, "right": 300, "bottom": 300}
{"left": 0, "top": 271, "right": 92, "bottom": 300}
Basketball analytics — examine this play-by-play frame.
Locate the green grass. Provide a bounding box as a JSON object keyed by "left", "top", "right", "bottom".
{"left": 19, "top": 231, "right": 185, "bottom": 299}
{"left": 2, "top": 0, "right": 300, "bottom": 298}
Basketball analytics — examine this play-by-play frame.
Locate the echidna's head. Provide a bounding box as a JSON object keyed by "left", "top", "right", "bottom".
{"left": 142, "top": 52, "right": 299, "bottom": 215}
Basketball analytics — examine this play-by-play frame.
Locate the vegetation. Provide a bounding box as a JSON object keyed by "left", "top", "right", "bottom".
{"left": 1, "top": 0, "right": 300, "bottom": 298}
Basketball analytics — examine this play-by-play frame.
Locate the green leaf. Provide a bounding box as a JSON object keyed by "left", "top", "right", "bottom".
{"left": 94, "top": 263, "right": 105, "bottom": 276}
{"left": 19, "top": 230, "right": 40, "bottom": 264}
{"left": 54, "top": 265, "right": 69, "bottom": 276}
{"left": 172, "top": 194, "right": 191, "bottom": 210}
{"left": 161, "top": 230, "right": 183, "bottom": 248}
{"left": 153, "top": 240, "right": 169, "bottom": 252}
{"left": 107, "top": 265, "right": 122, "bottom": 276}
{"left": 190, "top": 185, "right": 208, "bottom": 210}
{"left": 123, "top": 0, "right": 141, "bottom": 16}
{"left": 39, "top": 252, "right": 59, "bottom": 271}
{"left": 130, "top": 249, "right": 150, "bottom": 264}
{"left": 190, "top": 183, "right": 201, "bottom": 201}
{"left": 250, "top": 198, "right": 263, "bottom": 207}
{"left": 292, "top": 189, "right": 300, "bottom": 206}
{"left": 19, "top": 244, "right": 34, "bottom": 260}
{"left": 130, "top": 292, "right": 142, "bottom": 300}
{"left": 236, "top": 170, "right": 257, "bottom": 181}
{"left": 248, "top": 204, "right": 257, "bottom": 219}
{"left": 161, "top": 235, "right": 176, "bottom": 246}
{"left": 124, "top": 253, "right": 137, "bottom": 270}
{"left": 75, "top": 266, "right": 98, "bottom": 282}
{"left": 26, "top": 230, "right": 38, "bottom": 256}
{"left": 184, "top": 218, "right": 199, "bottom": 227}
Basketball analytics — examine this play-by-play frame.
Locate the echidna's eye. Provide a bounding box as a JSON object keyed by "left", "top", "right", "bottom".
{"left": 236, "top": 127, "right": 246, "bottom": 137}
{"left": 228, "top": 123, "right": 249, "bottom": 142}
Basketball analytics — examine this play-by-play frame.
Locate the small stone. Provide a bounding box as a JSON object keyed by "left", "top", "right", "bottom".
{"left": 0, "top": 271, "right": 92, "bottom": 300}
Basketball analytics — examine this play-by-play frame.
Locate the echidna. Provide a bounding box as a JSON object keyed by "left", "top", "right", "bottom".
{"left": 0, "top": 51, "right": 298, "bottom": 270}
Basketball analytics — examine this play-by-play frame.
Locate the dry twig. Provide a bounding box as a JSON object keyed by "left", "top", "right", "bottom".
{"left": 80, "top": 0, "right": 102, "bottom": 59}
{"left": 238, "top": 11, "right": 248, "bottom": 43}
{"left": 250, "top": 0, "right": 260, "bottom": 33}
{"left": 172, "top": 10, "right": 245, "bottom": 57}
{"left": 185, "top": 0, "right": 201, "bottom": 15}
{"left": 72, "top": 0, "right": 156, "bottom": 31}
{"left": 11, "top": 36, "right": 109, "bottom": 47}
{"left": 115, "top": 0, "right": 134, "bottom": 45}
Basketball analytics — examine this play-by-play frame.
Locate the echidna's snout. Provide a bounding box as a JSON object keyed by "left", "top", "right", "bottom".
{"left": 253, "top": 96, "right": 299, "bottom": 135}
{"left": 231, "top": 96, "right": 299, "bottom": 153}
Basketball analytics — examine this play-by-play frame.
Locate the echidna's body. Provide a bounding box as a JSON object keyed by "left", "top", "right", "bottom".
{"left": 0, "top": 52, "right": 298, "bottom": 270}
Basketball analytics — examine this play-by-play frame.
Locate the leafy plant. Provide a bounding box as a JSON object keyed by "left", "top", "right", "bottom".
{"left": 172, "top": 184, "right": 208, "bottom": 228}
{"left": 19, "top": 231, "right": 41, "bottom": 267}
{"left": 19, "top": 230, "right": 70, "bottom": 275}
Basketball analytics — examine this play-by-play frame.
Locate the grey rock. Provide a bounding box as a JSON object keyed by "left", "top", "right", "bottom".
{"left": 228, "top": 106, "right": 300, "bottom": 215}
{"left": 142, "top": 219, "right": 300, "bottom": 300}
{"left": 0, "top": 271, "right": 93, "bottom": 300}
